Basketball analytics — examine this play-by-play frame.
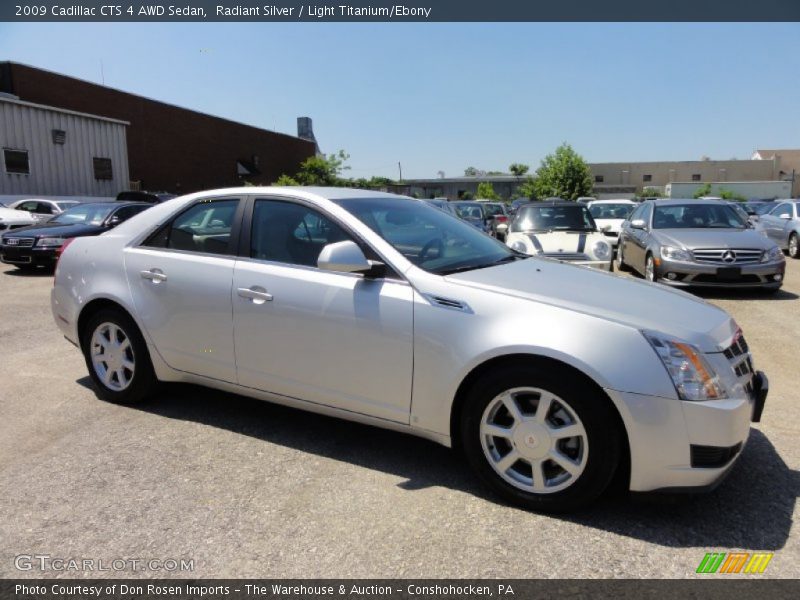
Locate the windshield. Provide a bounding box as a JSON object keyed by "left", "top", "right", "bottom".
{"left": 482, "top": 203, "right": 506, "bottom": 217}
{"left": 52, "top": 204, "right": 114, "bottom": 225}
{"left": 334, "top": 197, "right": 521, "bottom": 275}
{"left": 652, "top": 204, "right": 747, "bottom": 229}
{"left": 511, "top": 204, "right": 597, "bottom": 233}
{"left": 588, "top": 203, "right": 634, "bottom": 220}
{"left": 454, "top": 203, "right": 484, "bottom": 220}
{"left": 55, "top": 201, "right": 79, "bottom": 211}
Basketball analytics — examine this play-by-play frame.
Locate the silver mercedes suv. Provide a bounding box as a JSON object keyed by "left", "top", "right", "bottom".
{"left": 51, "top": 188, "right": 768, "bottom": 512}
{"left": 616, "top": 199, "right": 785, "bottom": 290}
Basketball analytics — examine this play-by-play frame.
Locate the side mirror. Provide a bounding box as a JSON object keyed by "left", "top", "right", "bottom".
{"left": 600, "top": 224, "right": 612, "bottom": 232}
{"left": 780, "top": 214, "right": 792, "bottom": 220}
{"left": 107, "top": 215, "right": 121, "bottom": 227}
{"left": 318, "top": 240, "right": 380, "bottom": 276}
{"left": 630, "top": 219, "right": 646, "bottom": 229}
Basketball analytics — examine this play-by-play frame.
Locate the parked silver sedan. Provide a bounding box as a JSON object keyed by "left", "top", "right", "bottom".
{"left": 617, "top": 199, "right": 785, "bottom": 290}
{"left": 757, "top": 200, "right": 800, "bottom": 259}
{"left": 52, "top": 188, "right": 767, "bottom": 512}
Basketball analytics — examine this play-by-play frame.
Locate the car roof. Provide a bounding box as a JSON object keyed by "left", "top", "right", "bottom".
{"left": 588, "top": 199, "right": 636, "bottom": 204}
{"left": 641, "top": 198, "right": 734, "bottom": 207}
{"left": 522, "top": 201, "right": 584, "bottom": 208}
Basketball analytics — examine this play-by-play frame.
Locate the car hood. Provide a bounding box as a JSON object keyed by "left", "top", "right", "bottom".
{"left": 519, "top": 230, "right": 604, "bottom": 252}
{"left": 0, "top": 208, "right": 35, "bottom": 224}
{"left": 652, "top": 228, "right": 775, "bottom": 250}
{"left": 594, "top": 218, "right": 625, "bottom": 233}
{"left": 3, "top": 221, "right": 104, "bottom": 238}
{"left": 445, "top": 258, "right": 735, "bottom": 352}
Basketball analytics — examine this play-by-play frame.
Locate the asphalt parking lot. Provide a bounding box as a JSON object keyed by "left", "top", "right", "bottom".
{"left": 1, "top": 259, "right": 798, "bottom": 579}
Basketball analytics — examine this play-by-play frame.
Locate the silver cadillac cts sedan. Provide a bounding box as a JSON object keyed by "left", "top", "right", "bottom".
{"left": 51, "top": 188, "right": 768, "bottom": 512}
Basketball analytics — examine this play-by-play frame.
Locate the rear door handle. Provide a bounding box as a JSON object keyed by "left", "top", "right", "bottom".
{"left": 140, "top": 269, "right": 167, "bottom": 283}
{"left": 237, "top": 286, "right": 273, "bottom": 304}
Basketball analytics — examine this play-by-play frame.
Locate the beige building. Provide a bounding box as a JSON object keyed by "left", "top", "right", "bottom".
{"left": 590, "top": 158, "right": 783, "bottom": 197}
{"left": 752, "top": 149, "right": 800, "bottom": 196}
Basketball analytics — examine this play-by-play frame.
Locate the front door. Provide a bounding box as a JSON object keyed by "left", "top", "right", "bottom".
{"left": 232, "top": 198, "right": 414, "bottom": 423}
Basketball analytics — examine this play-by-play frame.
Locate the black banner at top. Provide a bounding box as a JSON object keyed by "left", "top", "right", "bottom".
{"left": 3, "top": 0, "right": 800, "bottom": 22}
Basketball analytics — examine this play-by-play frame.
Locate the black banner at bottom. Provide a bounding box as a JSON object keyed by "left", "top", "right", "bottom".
{"left": 2, "top": 580, "right": 800, "bottom": 600}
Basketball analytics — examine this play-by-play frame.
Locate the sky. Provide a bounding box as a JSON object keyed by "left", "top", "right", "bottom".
{"left": 1, "top": 22, "right": 799, "bottom": 179}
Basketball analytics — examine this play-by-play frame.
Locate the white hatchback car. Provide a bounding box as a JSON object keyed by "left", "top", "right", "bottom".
{"left": 52, "top": 187, "right": 767, "bottom": 512}
{"left": 586, "top": 199, "right": 638, "bottom": 248}
{"left": 505, "top": 201, "right": 613, "bottom": 270}
{"left": 0, "top": 206, "right": 36, "bottom": 233}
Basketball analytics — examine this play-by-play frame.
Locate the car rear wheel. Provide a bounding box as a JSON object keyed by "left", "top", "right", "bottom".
{"left": 789, "top": 233, "right": 799, "bottom": 259}
{"left": 615, "top": 244, "right": 630, "bottom": 272}
{"left": 460, "top": 365, "right": 621, "bottom": 512}
{"left": 81, "top": 308, "right": 158, "bottom": 404}
{"left": 645, "top": 254, "right": 657, "bottom": 282}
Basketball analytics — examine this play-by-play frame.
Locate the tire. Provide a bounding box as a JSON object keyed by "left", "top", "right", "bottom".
{"left": 645, "top": 253, "right": 658, "bottom": 282}
{"left": 460, "top": 364, "right": 622, "bottom": 513}
{"left": 81, "top": 308, "right": 158, "bottom": 404}
{"left": 615, "top": 244, "right": 630, "bottom": 272}
{"left": 789, "top": 233, "right": 799, "bottom": 259}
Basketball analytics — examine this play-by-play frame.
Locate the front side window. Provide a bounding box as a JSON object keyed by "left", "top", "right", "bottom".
{"left": 145, "top": 199, "right": 239, "bottom": 255}
{"left": 251, "top": 199, "right": 353, "bottom": 267}
{"left": 334, "top": 197, "right": 516, "bottom": 275}
{"left": 3, "top": 149, "right": 29, "bottom": 174}
{"left": 511, "top": 205, "right": 597, "bottom": 233}
{"left": 770, "top": 203, "right": 792, "bottom": 218}
{"left": 111, "top": 205, "right": 148, "bottom": 223}
{"left": 35, "top": 202, "right": 55, "bottom": 215}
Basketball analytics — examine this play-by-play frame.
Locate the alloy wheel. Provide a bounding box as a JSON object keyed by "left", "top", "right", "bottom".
{"left": 645, "top": 256, "right": 655, "bottom": 281}
{"left": 480, "top": 387, "right": 588, "bottom": 494}
{"left": 90, "top": 322, "right": 135, "bottom": 391}
{"left": 790, "top": 234, "right": 799, "bottom": 258}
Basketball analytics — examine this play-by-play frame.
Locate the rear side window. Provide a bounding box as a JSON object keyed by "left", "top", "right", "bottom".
{"left": 144, "top": 199, "right": 239, "bottom": 255}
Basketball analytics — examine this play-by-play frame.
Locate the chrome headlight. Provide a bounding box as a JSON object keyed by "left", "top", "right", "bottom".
{"left": 761, "top": 246, "right": 784, "bottom": 263}
{"left": 660, "top": 246, "right": 692, "bottom": 262}
{"left": 592, "top": 240, "right": 611, "bottom": 260}
{"left": 36, "top": 237, "right": 66, "bottom": 248}
{"left": 642, "top": 331, "right": 727, "bottom": 401}
{"left": 510, "top": 240, "right": 529, "bottom": 254}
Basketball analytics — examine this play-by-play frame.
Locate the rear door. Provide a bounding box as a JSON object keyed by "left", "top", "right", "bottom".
{"left": 124, "top": 197, "right": 244, "bottom": 383}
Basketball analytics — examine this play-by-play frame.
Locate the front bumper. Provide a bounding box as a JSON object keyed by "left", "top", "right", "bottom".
{"left": 574, "top": 259, "right": 613, "bottom": 271}
{"left": 0, "top": 245, "right": 58, "bottom": 266}
{"left": 606, "top": 370, "right": 767, "bottom": 492}
{"left": 655, "top": 257, "right": 785, "bottom": 288}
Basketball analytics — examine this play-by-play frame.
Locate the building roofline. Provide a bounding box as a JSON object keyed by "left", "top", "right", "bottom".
{"left": 1, "top": 61, "right": 312, "bottom": 145}
{"left": 0, "top": 94, "right": 130, "bottom": 125}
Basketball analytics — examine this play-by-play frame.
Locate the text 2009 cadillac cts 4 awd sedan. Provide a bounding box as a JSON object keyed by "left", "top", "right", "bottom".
{"left": 51, "top": 188, "right": 768, "bottom": 512}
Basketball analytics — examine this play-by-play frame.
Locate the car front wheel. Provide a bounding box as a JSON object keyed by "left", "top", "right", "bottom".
{"left": 81, "top": 308, "right": 158, "bottom": 404}
{"left": 645, "top": 254, "right": 658, "bottom": 282}
{"left": 460, "top": 365, "right": 621, "bottom": 512}
{"left": 789, "top": 233, "right": 799, "bottom": 259}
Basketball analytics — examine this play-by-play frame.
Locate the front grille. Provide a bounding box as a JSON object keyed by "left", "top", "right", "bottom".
{"left": 690, "top": 443, "right": 742, "bottom": 468}
{"left": 2, "top": 237, "right": 34, "bottom": 248}
{"left": 722, "top": 332, "right": 755, "bottom": 398}
{"left": 603, "top": 231, "right": 619, "bottom": 238}
{"left": 692, "top": 248, "right": 763, "bottom": 264}
{"left": 541, "top": 252, "right": 588, "bottom": 261}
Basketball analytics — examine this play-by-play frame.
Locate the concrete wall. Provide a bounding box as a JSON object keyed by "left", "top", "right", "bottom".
{"left": 0, "top": 96, "right": 129, "bottom": 198}
{"left": 665, "top": 180, "right": 792, "bottom": 200}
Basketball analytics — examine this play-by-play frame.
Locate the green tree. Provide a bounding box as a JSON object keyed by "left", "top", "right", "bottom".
{"left": 273, "top": 174, "right": 300, "bottom": 186}
{"left": 464, "top": 166, "right": 480, "bottom": 177}
{"left": 509, "top": 163, "right": 530, "bottom": 177}
{"left": 476, "top": 181, "right": 499, "bottom": 200}
{"left": 533, "top": 143, "right": 593, "bottom": 201}
{"left": 294, "top": 150, "right": 351, "bottom": 186}
{"left": 514, "top": 176, "right": 537, "bottom": 200}
{"left": 692, "top": 183, "right": 713, "bottom": 199}
{"left": 640, "top": 187, "right": 665, "bottom": 198}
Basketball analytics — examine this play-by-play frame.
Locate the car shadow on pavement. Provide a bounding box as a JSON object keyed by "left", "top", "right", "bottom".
{"left": 691, "top": 287, "right": 799, "bottom": 302}
{"left": 98, "top": 379, "right": 797, "bottom": 551}
{"left": 2, "top": 267, "right": 54, "bottom": 277}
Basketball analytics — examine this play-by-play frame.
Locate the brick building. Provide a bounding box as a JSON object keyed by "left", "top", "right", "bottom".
{"left": 0, "top": 62, "right": 316, "bottom": 195}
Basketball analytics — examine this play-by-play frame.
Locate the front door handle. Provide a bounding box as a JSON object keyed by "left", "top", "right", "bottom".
{"left": 237, "top": 286, "right": 273, "bottom": 304}
{"left": 140, "top": 269, "right": 167, "bottom": 283}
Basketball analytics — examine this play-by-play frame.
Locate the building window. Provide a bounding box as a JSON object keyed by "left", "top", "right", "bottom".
{"left": 93, "top": 157, "right": 113, "bottom": 180}
{"left": 643, "top": 174, "right": 652, "bottom": 182}
{"left": 594, "top": 175, "right": 604, "bottom": 183}
{"left": 3, "top": 149, "right": 30, "bottom": 174}
{"left": 692, "top": 174, "right": 701, "bottom": 181}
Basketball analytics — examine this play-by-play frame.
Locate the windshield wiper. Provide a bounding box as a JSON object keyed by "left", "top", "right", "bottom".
{"left": 438, "top": 254, "right": 525, "bottom": 276}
